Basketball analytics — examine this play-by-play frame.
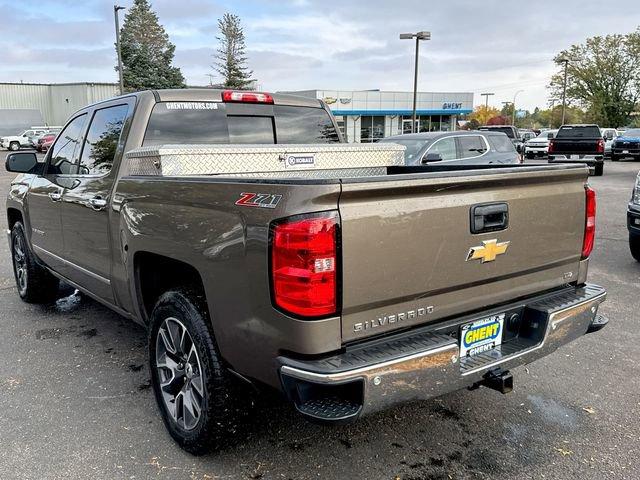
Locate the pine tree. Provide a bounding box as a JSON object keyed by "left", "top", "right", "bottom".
{"left": 118, "top": 0, "right": 185, "bottom": 91}
{"left": 214, "top": 13, "right": 253, "bottom": 89}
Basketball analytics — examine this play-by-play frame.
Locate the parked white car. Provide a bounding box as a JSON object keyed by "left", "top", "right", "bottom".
{"left": 600, "top": 127, "right": 620, "bottom": 158}
{"left": 524, "top": 129, "right": 558, "bottom": 159}
{"left": 0, "top": 126, "right": 61, "bottom": 151}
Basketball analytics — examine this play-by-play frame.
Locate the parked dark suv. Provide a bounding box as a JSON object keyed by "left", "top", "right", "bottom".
{"left": 612, "top": 128, "right": 640, "bottom": 162}
{"left": 478, "top": 125, "right": 524, "bottom": 153}
{"left": 380, "top": 131, "right": 521, "bottom": 165}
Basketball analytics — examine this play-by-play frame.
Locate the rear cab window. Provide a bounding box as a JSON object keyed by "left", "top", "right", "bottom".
{"left": 143, "top": 102, "right": 339, "bottom": 146}
{"left": 556, "top": 126, "right": 601, "bottom": 138}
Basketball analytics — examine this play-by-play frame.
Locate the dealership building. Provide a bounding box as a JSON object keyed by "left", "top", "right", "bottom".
{"left": 285, "top": 89, "right": 474, "bottom": 142}
{"left": 0, "top": 82, "right": 474, "bottom": 142}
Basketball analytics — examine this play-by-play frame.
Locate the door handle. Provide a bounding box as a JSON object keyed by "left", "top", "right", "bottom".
{"left": 48, "top": 191, "right": 62, "bottom": 202}
{"left": 470, "top": 203, "right": 509, "bottom": 234}
{"left": 89, "top": 197, "right": 108, "bottom": 210}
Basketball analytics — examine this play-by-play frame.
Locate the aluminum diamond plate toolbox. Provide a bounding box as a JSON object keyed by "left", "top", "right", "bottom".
{"left": 124, "top": 143, "right": 406, "bottom": 177}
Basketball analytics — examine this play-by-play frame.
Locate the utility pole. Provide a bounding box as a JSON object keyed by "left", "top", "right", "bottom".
{"left": 114, "top": 5, "right": 126, "bottom": 95}
{"left": 480, "top": 92, "right": 494, "bottom": 109}
{"left": 400, "top": 31, "right": 431, "bottom": 133}
{"left": 558, "top": 58, "right": 570, "bottom": 125}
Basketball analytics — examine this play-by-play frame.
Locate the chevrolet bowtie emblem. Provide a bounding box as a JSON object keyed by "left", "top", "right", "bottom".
{"left": 466, "top": 239, "right": 510, "bottom": 263}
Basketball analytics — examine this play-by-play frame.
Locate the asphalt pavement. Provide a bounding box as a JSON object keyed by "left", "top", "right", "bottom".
{"left": 0, "top": 152, "right": 639, "bottom": 480}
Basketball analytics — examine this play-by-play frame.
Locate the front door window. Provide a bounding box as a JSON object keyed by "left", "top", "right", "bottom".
{"left": 48, "top": 114, "right": 88, "bottom": 175}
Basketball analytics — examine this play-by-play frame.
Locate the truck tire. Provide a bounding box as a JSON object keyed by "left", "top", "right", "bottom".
{"left": 525, "top": 152, "right": 534, "bottom": 159}
{"left": 9, "top": 141, "right": 20, "bottom": 151}
{"left": 594, "top": 162, "right": 604, "bottom": 176}
{"left": 149, "top": 289, "right": 247, "bottom": 455}
{"left": 630, "top": 234, "right": 640, "bottom": 262}
{"left": 10, "top": 221, "right": 59, "bottom": 303}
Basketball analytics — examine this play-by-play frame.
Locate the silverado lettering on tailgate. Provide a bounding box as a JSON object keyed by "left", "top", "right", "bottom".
{"left": 353, "top": 305, "right": 434, "bottom": 333}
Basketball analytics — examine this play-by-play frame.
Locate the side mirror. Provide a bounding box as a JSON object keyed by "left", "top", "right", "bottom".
{"left": 605, "top": 132, "right": 614, "bottom": 140}
{"left": 6, "top": 152, "right": 38, "bottom": 173}
{"left": 423, "top": 152, "right": 443, "bottom": 163}
{"left": 547, "top": 132, "right": 554, "bottom": 139}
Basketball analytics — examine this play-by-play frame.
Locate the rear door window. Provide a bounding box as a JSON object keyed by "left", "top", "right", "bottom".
{"left": 457, "top": 135, "right": 486, "bottom": 159}
{"left": 78, "top": 104, "right": 129, "bottom": 175}
{"left": 48, "top": 114, "right": 88, "bottom": 175}
{"left": 427, "top": 137, "right": 457, "bottom": 160}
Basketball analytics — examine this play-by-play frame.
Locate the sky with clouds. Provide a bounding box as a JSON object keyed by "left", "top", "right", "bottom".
{"left": 1, "top": 0, "right": 639, "bottom": 110}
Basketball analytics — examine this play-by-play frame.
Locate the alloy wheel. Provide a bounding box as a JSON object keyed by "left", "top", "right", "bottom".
{"left": 13, "top": 234, "right": 27, "bottom": 294}
{"left": 155, "top": 317, "right": 205, "bottom": 430}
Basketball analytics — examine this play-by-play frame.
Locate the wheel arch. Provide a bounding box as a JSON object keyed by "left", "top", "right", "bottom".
{"left": 133, "top": 251, "right": 208, "bottom": 324}
{"left": 7, "top": 207, "right": 23, "bottom": 230}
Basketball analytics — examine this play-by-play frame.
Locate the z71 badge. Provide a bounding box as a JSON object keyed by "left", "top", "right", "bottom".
{"left": 235, "top": 192, "right": 282, "bottom": 209}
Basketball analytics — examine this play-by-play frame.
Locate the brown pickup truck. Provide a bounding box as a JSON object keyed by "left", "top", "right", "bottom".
{"left": 5, "top": 89, "right": 607, "bottom": 454}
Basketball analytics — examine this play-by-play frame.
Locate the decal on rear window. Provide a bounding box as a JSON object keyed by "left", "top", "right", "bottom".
{"left": 165, "top": 102, "right": 218, "bottom": 110}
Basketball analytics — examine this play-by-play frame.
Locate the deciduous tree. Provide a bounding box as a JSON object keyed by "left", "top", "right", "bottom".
{"left": 468, "top": 105, "right": 500, "bottom": 125}
{"left": 549, "top": 28, "right": 640, "bottom": 127}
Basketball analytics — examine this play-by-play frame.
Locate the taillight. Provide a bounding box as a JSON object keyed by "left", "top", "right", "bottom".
{"left": 596, "top": 138, "right": 605, "bottom": 153}
{"left": 582, "top": 186, "right": 596, "bottom": 259}
{"left": 548, "top": 139, "right": 555, "bottom": 153}
{"left": 270, "top": 212, "right": 339, "bottom": 318}
{"left": 222, "top": 90, "right": 274, "bottom": 104}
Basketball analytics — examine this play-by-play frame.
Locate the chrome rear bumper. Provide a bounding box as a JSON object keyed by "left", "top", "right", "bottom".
{"left": 279, "top": 284, "right": 606, "bottom": 422}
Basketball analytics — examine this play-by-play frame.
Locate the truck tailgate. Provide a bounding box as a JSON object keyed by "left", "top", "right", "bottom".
{"left": 552, "top": 138, "right": 599, "bottom": 155}
{"left": 339, "top": 166, "right": 588, "bottom": 342}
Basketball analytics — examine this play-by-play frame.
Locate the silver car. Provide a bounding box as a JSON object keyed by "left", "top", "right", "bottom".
{"left": 380, "top": 131, "right": 521, "bottom": 165}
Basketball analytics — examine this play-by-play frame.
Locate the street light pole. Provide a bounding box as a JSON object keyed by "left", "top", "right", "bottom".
{"left": 400, "top": 31, "right": 431, "bottom": 133}
{"left": 512, "top": 89, "right": 524, "bottom": 126}
{"left": 114, "top": 5, "right": 126, "bottom": 95}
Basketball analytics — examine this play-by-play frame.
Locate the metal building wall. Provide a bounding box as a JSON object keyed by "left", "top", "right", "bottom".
{"left": 0, "top": 82, "right": 119, "bottom": 127}
{"left": 0, "top": 83, "right": 52, "bottom": 124}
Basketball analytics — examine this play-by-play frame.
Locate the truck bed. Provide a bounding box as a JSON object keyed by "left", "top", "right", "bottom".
{"left": 117, "top": 160, "right": 590, "bottom": 353}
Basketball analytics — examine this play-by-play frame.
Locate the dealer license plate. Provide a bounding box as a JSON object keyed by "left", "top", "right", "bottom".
{"left": 460, "top": 314, "right": 505, "bottom": 358}
{"left": 623, "top": 150, "right": 629, "bottom": 154}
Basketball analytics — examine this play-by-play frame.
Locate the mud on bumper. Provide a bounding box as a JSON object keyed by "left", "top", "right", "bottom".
{"left": 278, "top": 284, "right": 606, "bottom": 423}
